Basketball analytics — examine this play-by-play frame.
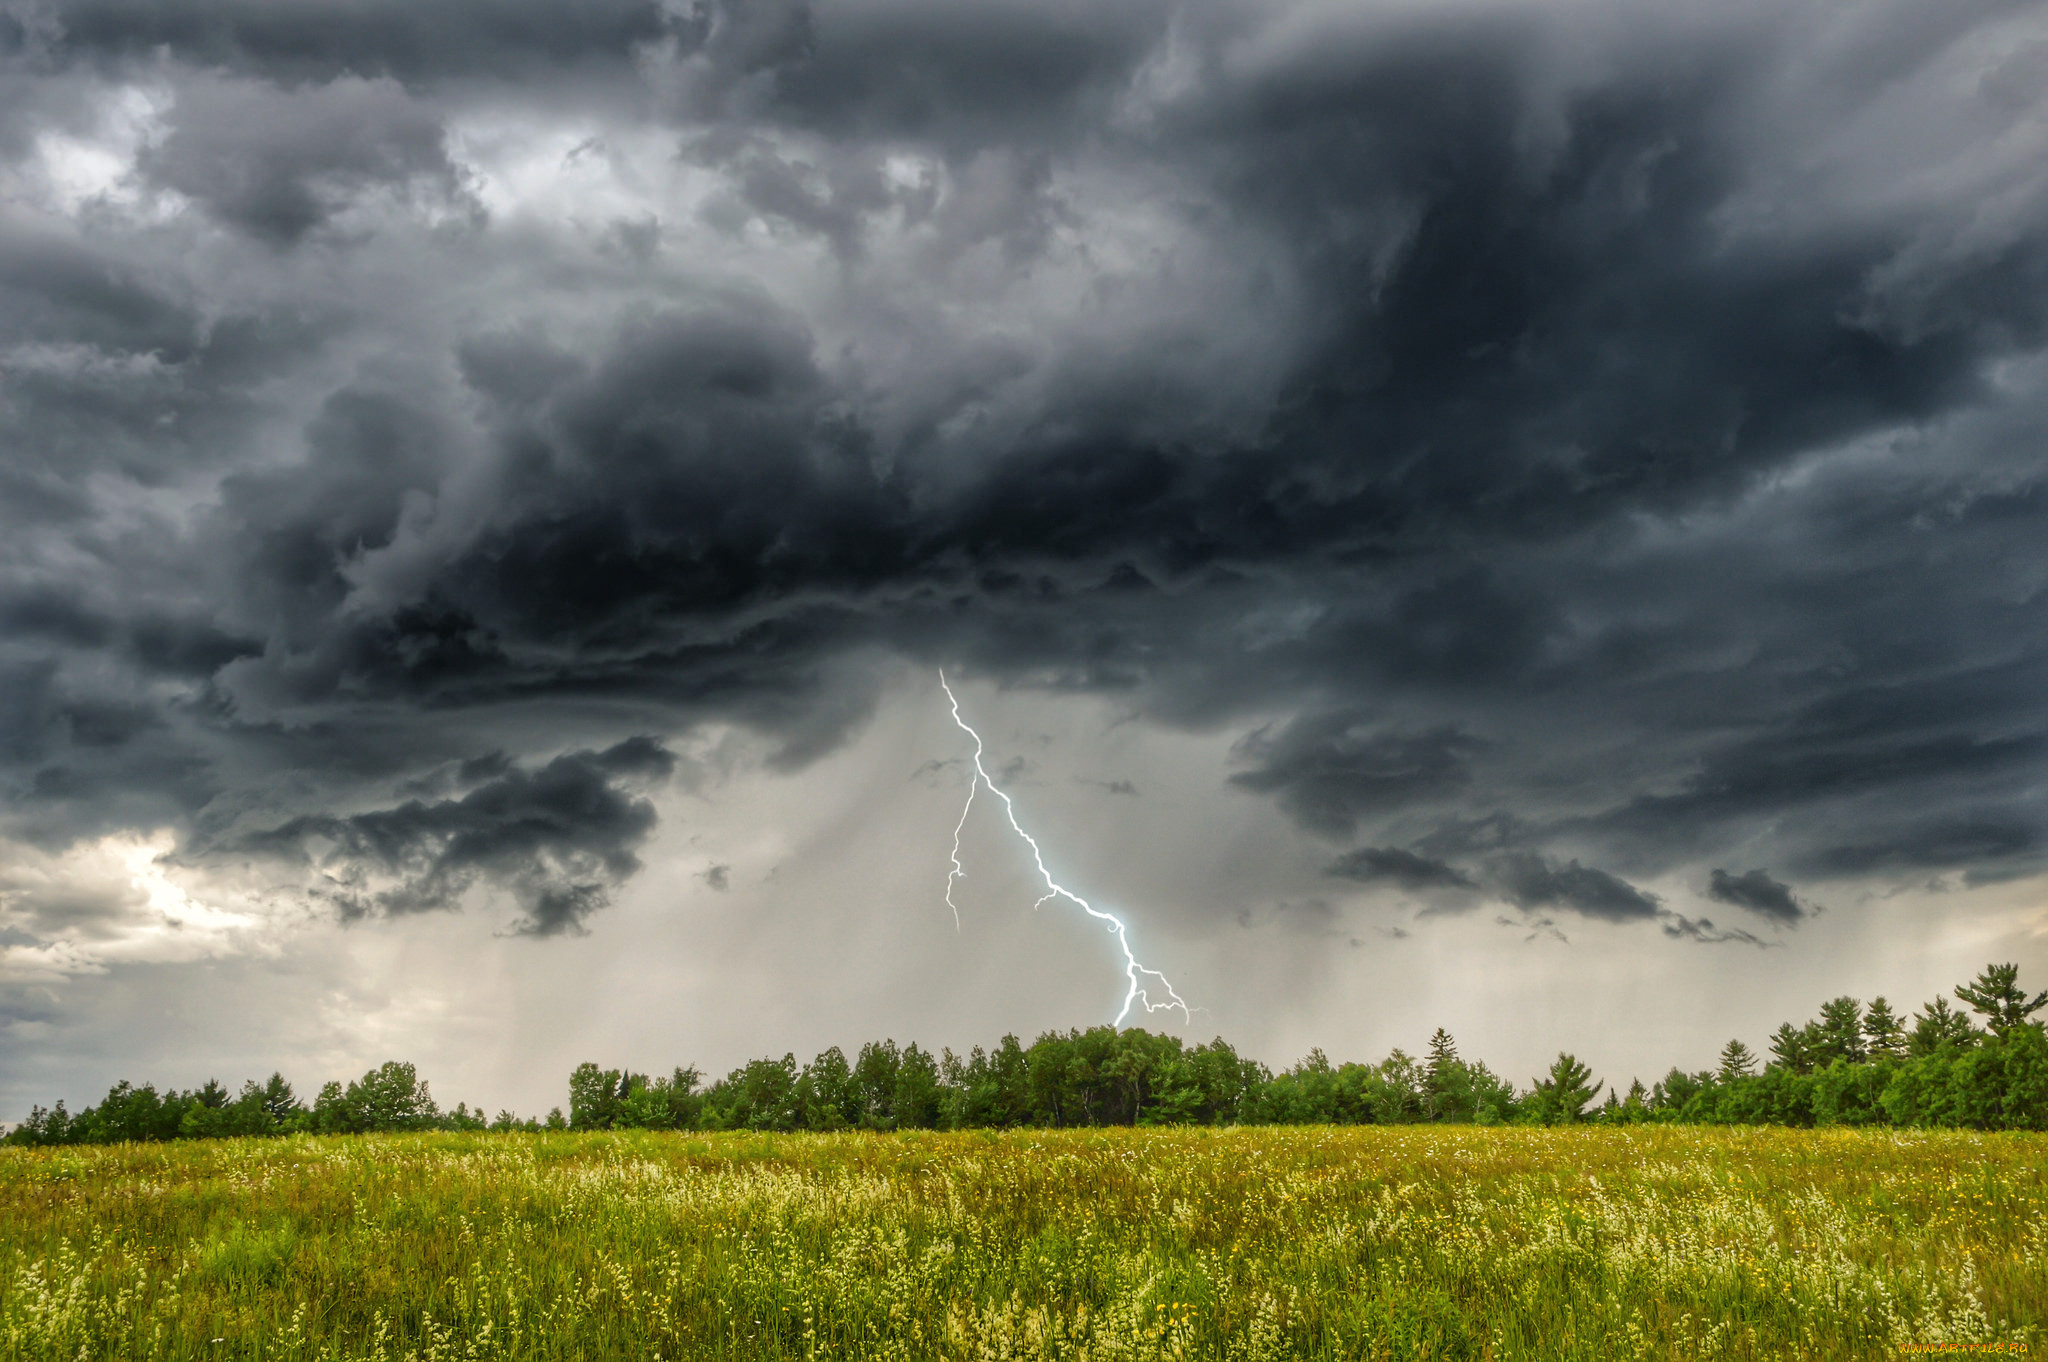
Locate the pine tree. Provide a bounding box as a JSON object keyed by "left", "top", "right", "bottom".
{"left": 1908, "top": 997, "right": 1980, "bottom": 1056}
{"left": 1767, "top": 1022, "right": 1810, "bottom": 1073}
{"left": 1425, "top": 1028, "right": 1459, "bottom": 1078}
{"left": 1954, "top": 963, "right": 2048, "bottom": 1037}
{"left": 1862, "top": 998, "right": 1906, "bottom": 1059}
{"left": 1533, "top": 1052, "right": 1602, "bottom": 1124}
{"left": 1717, "top": 1038, "right": 1758, "bottom": 1080}
{"left": 1814, "top": 997, "right": 1866, "bottom": 1065}
{"left": 1422, "top": 1029, "right": 1468, "bottom": 1122}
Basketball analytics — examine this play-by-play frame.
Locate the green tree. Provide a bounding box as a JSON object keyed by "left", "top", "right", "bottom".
{"left": 1370, "top": 1049, "right": 1425, "bottom": 1124}
{"left": 1424, "top": 1029, "right": 1471, "bottom": 1121}
{"left": 1909, "top": 997, "right": 1979, "bottom": 1056}
{"left": 1425, "top": 1029, "right": 1458, "bottom": 1081}
{"left": 1141, "top": 1057, "right": 1204, "bottom": 1125}
{"left": 443, "top": 1102, "right": 488, "bottom": 1131}
{"left": 567, "top": 1063, "right": 628, "bottom": 1130}
{"left": 1531, "top": 1053, "right": 1602, "bottom": 1125}
{"left": 1186, "top": 1038, "right": 1262, "bottom": 1125}
{"left": 312, "top": 1081, "right": 350, "bottom": 1133}
{"left": 729, "top": 1055, "right": 800, "bottom": 1130}
{"left": 1767, "top": 1022, "right": 1811, "bottom": 1074}
{"left": 86, "top": 1081, "right": 181, "bottom": 1142}
{"left": 1652, "top": 1067, "right": 1704, "bottom": 1116}
{"left": 1813, "top": 998, "right": 1866, "bottom": 1065}
{"left": 797, "top": 1048, "right": 855, "bottom": 1130}
{"left": 617, "top": 1067, "right": 701, "bottom": 1129}
{"left": 1811, "top": 1059, "right": 1887, "bottom": 1126}
{"left": 894, "top": 1044, "right": 942, "bottom": 1129}
{"left": 1955, "top": 963, "right": 2048, "bottom": 1038}
{"left": 1465, "top": 1061, "right": 1519, "bottom": 1124}
{"left": 1863, "top": 998, "right": 1906, "bottom": 1060}
{"left": 1717, "top": 1039, "right": 1758, "bottom": 1080}
{"left": 853, "top": 1040, "right": 901, "bottom": 1128}
{"left": 344, "top": 1062, "right": 438, "bottom": 1132}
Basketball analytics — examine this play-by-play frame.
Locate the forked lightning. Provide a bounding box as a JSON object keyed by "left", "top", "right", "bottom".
{"left": 940, "top": 672, "right": 1191, "bottom": 1026}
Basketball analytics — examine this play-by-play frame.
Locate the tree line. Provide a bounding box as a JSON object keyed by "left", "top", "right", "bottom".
{"left": 8, "top": 962, "right": 2047, "bottom": 1146}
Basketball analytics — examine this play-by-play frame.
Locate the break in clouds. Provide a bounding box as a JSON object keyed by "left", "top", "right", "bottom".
{"left": 3, "top": 0, "right": 2048, "bottom": 1034}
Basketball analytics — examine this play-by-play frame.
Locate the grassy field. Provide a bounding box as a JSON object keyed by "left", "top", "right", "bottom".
{"left": 2, "top": 1126, "right": 2043, "bottom": 1360}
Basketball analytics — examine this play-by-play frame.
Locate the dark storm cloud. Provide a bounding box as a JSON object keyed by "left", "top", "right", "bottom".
{"left": 24, "top": 0, "right": 681, "bottom": 82}
{"left": 1493, "top": 853, "right": 1661, "bottom": 924}
{"left": 232, "top": 738, "right": 673, "bottom": 936}
{"left": 1706, "top": 869, "right": 1806, "bottom": 924}
{"left": 1228, "top": 716, "right": 1477, "bottom": 838}
{"left": 1323, "top": 846, "right": 1477, "bottom": 894}
{"left": 137, "top": 76, "right": 466, "bottom": 245}
{"left": 1805, "top": 818, "right": 2043, "bottom": 883}
{"left": 4, "top": 0, "right": 2048, "bottom": 947}
{"left": 1661, "top": 914, "right": 1767, "bottom": 949}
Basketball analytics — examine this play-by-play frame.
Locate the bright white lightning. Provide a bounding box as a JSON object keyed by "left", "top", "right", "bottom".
{"left": 940, "top": 672, "right": 1191, "bottom": 1027}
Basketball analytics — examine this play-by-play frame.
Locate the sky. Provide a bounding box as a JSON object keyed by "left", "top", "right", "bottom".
{"left": 3, "top": 0, "right": 2048, "bottom": 1121}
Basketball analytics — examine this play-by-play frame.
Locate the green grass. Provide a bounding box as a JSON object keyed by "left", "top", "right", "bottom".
{"left": 3, "top": 1126, "right": 2043, "bottom": 1359}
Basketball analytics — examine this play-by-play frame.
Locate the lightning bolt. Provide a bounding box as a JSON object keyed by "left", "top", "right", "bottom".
{"left": 940, "top": 671, "right": 1191, "bottom": 1027}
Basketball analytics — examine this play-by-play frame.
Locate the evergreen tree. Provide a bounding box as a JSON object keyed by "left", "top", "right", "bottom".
{"left": 1768, "top": 1022, "right": 1811, "bottom": 1073}
{"left": 1426, "top": 1029, "right": 1459, "bottom": 1080}
{"left": 1909, "top": 997, "right": 1980, "bottom": 1056}
{"left": 1863, "top": 998, "right": 1906, "bottom": 1059}
{"left": 257, "top": 1073, "right": 300, "bottom": 1123}
{"left": 1423, "top": 1029, "right": 1465, "bottom": 1121}
{"left": 1955, "top": 963, "right": 2048, "bottom": 1038}
{"left": 1717, "top": 1039, "right": 1758, "bottom": 1080}
{"left": 1532, "top": 1053, "right": 1602, "bottom": 1124}
{"left": 1814, "top": 997, "right": 1866, "bottom": 1065}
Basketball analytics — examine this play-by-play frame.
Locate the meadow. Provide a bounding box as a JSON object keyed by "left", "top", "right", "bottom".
{"left": 2, "top": 1126, "right": 2043, "bottom": 1360}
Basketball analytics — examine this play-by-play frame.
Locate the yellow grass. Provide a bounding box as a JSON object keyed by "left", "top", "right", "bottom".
{"left": 3, "top": 1125, "right": 2044, "bottom": 1359}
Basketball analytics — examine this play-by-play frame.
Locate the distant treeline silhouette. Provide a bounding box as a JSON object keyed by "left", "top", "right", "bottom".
{"left": 8, "top": 962, "right": 2047, "bottom": 1145}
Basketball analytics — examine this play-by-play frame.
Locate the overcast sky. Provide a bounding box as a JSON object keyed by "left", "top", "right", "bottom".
{"left": 4, "top": 0, "right": 2048, "bottom": 1120}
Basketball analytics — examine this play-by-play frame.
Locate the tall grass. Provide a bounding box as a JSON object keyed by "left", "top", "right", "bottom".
{"left": 3, "top": 1126, "right": 2042, "bottom": 1359}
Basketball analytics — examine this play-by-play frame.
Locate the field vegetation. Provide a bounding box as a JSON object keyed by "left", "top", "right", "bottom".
{"left": 3, "top": 1124, "right": 2044, "bottom": 1360}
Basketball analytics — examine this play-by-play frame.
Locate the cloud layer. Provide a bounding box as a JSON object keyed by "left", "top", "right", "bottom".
{"left": 4, "top": 0, "right": 2048, "bottom": 1058}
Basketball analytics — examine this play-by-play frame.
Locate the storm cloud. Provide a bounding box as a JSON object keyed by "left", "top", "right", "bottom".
{"left": 1706, "top": 869, "right": 1807, "bottom": 925}
{"left": 1324, "top": 847, "right": 1478, "bottom": 895}
{"left": 1493, "top": 853, "right": 1661, "bottom": 924}
{"left": 4, "top": 0, "right": 2048, "bottom": 1086}
{"left": 232, "top": 738, "right": 674, "bottom": 936}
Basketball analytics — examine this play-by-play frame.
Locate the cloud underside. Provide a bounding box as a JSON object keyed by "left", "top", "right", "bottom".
{"left": 3, "top": 0, "right": 2047, "bottom": 947}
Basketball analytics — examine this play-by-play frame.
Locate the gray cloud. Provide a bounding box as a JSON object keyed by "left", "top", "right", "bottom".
{"left": 230, "top": 738, "right": 674, "bottom": 936}
{"left": 1324, "top": 846, "right": 1477, "bottom": 894}
{"left": 1493, "top": 853, "right": 1661, "bottom": 923}
{"left": 30, "top": 0, "right": 682, "bottom": 82}
{"left": 1, "top": 0, "right": 2046, "bottom": 969}
{"left": 1229, "top": 717, "right": 1478, "bottom": 838}
{"left": 137, "top": 75, "right": 467, "bottom": 245}
{"left": 1706, "top": 868, "right": 1806, "bottom": 924}
{"left": 1660, "top": 914, "right": 1769, "bottom": 948}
